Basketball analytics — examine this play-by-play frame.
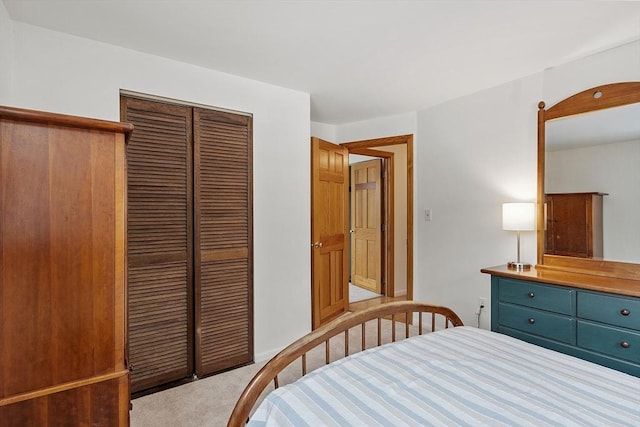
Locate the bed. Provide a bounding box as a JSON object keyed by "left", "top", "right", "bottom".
{"left": 228, "top": 301, "right": 640, "bottom": 426}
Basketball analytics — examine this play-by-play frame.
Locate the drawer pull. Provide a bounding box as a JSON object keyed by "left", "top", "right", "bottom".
{"left": 527, "top": 318, "right": 535, "bottom": 324}
{"left": 620, "top": 341, "right": 630, "bottom": 349}
{"left": 527, "top": 292, "right": 535, "bottom": 298}
{"left": 620, "top": 309, "right": 630, "bottom": 316}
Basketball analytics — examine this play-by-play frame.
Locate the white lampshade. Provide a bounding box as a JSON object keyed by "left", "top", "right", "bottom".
{"left": 502, "top": 203, "right": 535, "bottom": 231}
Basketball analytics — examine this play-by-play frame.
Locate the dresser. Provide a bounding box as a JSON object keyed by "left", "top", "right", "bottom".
{"left": 482, "top": 265, "right": 640, "bottom": 377}
{"left": 0, "top": 106, "right": 133, "bottom": 425}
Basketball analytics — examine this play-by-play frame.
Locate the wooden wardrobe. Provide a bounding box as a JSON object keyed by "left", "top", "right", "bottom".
{"left": 0, "top": 106, "right": 132, "bottom": 425}
{"left": 121, "top": 96, "right": 253, "bottom": 395}
{"left": 545, "top": 192, "right": 606, "bottom": 258}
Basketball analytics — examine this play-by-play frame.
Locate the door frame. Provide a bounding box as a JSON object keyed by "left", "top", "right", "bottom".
{"left": 342, "top": 134, "right": 413, "bottom": 300}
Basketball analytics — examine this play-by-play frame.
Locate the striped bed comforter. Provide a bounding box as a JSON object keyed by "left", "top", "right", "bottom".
{"left": 248, "top": 326, "right": 640, "bottom": 426}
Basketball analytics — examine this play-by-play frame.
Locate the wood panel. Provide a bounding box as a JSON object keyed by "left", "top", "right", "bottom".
{"left": 122, "top": 96, "right": 253, "bottom": 391}
{"left": 0, "top": 105, "right": 130, "bottom": 425}
{"left": 545, "top": 193, "right": 604, "bottom": 258}
{"left": 481, "top": 264, "right": 640, "bottom": 298}
{"left": 311, "top": 138, "right": 349, "bottom": 328}
{"left": 121, "top": 97, "right": 193, "bottom": 393}
{"left": 194, "top": 108, "right": 253, "bottom": 375}
{"left": 1, "top": 123, "right": 121, "bottom": 392}
{"left": 350, "top": 159, "right": 382, "bottom": 293}
{"left": 0, "top": 375, "right": 128, "bottom": 427}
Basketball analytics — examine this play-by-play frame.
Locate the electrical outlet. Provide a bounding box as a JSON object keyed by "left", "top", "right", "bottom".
{"left": 475, "top": 297, "right": 487, "bottom": 316}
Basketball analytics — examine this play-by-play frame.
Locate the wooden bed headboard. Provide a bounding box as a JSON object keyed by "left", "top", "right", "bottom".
{"left": 228, "top": 301, "right": 464, "bottom": 426}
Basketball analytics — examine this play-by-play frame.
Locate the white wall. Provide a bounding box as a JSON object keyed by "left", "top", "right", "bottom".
{"left": 335, "top": 112, "right": 417, "bottom": 142}
{"left": 414, "top": 39, "right": 640, "bottom": 329}
{"left": 543, "top": 39, "right": 640, "bottom": 104}
{"left": 546, "top": 139, "right": 640, "bottom": 263}
{"left": 8, "top": 22, "right": 312, "bottom": 361}
{"left": 0, "top": 1, "right": 13, "bottom": 102}
{"left": 417, "top": 75, "right": 542, "bottom": 328}
{"left": 310, "top": 121, "right": 337, "bottom": 142}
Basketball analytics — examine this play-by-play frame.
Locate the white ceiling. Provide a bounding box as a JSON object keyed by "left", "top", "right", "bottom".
{"left": 4, "top": 1, "right": 640, "bottom": 124}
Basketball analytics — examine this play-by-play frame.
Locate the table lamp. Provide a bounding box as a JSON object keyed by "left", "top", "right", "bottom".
{"left": 502, "top": 202, "right": 535, "bottom": 271}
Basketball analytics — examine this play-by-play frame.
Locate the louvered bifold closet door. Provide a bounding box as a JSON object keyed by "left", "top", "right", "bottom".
{"left": 194, "top": 108, "right": 253, "bottom": 376}
{"left": 122, "top": 97, "right": 194, "bottom": 393}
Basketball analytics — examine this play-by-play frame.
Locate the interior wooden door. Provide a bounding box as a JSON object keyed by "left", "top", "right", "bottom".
{"left": 311, "top": 137, "right": 349, "bottom": 329}
{"left": 350, "top": 159, "right": 383, "bottom": 294}
{"left": 194, "top": 108, "right": 253, "bottom": 376}
{"left": 122, "top": 97, "right": 194, "bottom": 393}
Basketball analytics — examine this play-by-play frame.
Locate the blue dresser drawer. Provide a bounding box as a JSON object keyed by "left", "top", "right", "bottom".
{"left": 499, "top": 302, "right": 576, "bottom": 344}
{"left": 488, "top": 270, "right": 640, "bottom": 377}
{"left": 578, "top": 321, "right": 640, "bottom": 363}
{"left": 498, "top": 279, "right": 575, "bottom": 315}
{"left": 577, "top": 292, "right": 640, "bottom": 331}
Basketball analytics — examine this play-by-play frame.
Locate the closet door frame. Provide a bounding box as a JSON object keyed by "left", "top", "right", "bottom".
{"left": 121, "top": 92, "right": 253, "bottom": 393}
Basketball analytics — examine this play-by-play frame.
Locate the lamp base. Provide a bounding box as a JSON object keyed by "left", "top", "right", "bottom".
{"left": 507, "top": 261, "right": 531, "bottom": 271}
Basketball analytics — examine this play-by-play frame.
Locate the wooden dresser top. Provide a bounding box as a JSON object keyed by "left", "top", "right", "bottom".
{"left": 481, "top": 265, "right": 640, "bottom": 298}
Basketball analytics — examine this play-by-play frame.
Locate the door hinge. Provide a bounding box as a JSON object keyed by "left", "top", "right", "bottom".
{"left": 381, "top": 223, "right": 386, "bottom": 232}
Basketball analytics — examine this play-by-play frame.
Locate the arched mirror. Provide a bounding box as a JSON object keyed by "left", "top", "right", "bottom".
{"left": 537, "top": 82, "right": 640, "bottom": 280}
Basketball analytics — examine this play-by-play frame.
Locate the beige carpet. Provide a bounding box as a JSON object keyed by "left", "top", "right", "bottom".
{"left": 130, "top": 361, "right": 263, "bottom": 427}
{"left": 131, "top": 318, "right": 419, "bottom": 426}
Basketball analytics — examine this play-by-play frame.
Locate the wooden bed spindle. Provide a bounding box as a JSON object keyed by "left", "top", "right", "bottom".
{"left": 302, "top": 354, "right": 307, "bottom": 376}
{"left": 405, "top": 312, "right": 410, "bottom": 338}
{"left": 344, "top": 330, "right": 349, "bottom": 356}
{"left": 391, "top": 314, "right": 397, "bottom": 342}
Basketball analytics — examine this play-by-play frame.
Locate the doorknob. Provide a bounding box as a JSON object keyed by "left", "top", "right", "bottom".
{"left": 311, "top": 241, "right": 323, "bottom": 248}
{"left": 349, "top": 229, "right": 354, "bottom": 233}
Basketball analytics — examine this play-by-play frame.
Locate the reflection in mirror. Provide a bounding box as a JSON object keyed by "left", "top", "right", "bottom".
{"left": 538, "top": 81, "right": 640, "bottom": 279}
{"left": 545, "top": 104, "right": 640, "bottom": 263}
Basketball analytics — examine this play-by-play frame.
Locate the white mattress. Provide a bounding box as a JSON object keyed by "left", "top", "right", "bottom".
{"left": 248, "top": 326, "right": 640, "bottom": 426}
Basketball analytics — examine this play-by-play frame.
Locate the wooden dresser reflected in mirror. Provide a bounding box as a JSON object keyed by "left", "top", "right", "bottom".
{"left": 537, "top": 81, "right": 640, "bottom": 279}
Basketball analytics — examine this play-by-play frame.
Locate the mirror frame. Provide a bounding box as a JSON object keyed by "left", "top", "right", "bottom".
{"left": 537, "top": 81, "right": 640, "bottom": 280}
